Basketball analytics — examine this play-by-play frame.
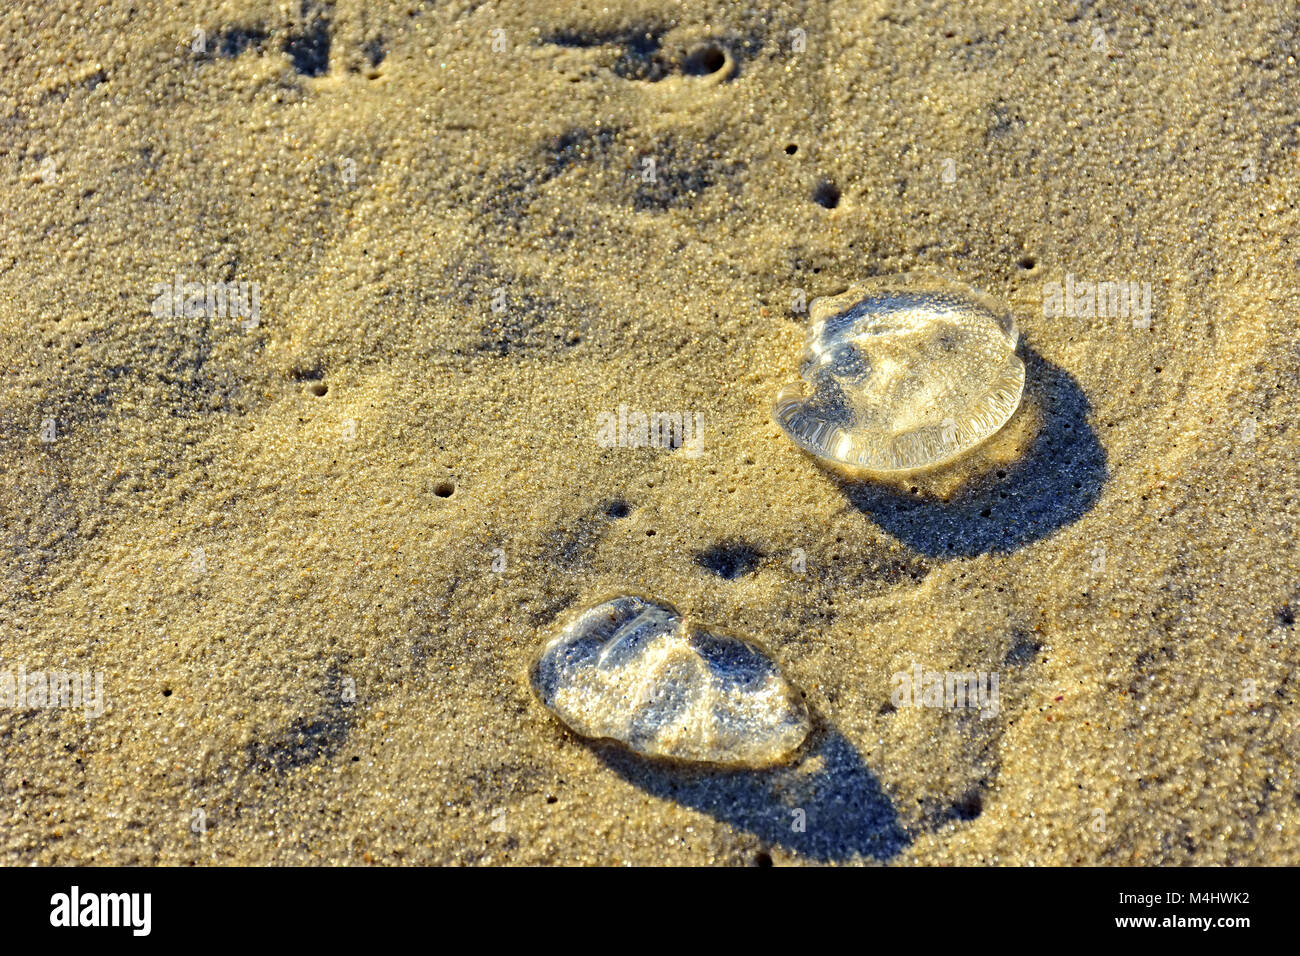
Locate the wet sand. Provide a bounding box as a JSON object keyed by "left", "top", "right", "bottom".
{"left": 1, "top": 0, "right": 1298, "bottom": 864}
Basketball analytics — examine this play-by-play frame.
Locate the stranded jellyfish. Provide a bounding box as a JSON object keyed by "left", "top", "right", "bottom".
{"left": 531, "top": 594, "right": 810, "bottom": 768}
{"left": 774, "top": 274, "right": 1025, "bottom": 474}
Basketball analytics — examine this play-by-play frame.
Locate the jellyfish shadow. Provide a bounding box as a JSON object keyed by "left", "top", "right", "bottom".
{"left": 835, "top": 345, "right": 1108, "bottom": 558}
{"left": 597, "top": 726, "right": 911, "bottom": 863}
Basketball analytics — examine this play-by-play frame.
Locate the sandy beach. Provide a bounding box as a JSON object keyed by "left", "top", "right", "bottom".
{"left": 1, "top": 0, "right": 1297, "bottom": 865}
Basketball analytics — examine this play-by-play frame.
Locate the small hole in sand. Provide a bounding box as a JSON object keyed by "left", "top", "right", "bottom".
{"left": 684, "top": 45, "right": 726, "bottom": 75}
{"left": 1017, "top": 255, "right": 1036, "bottom": 270}
{"left": 785, "top": 143, "right": 798, "bottom": 155}
{"left": 812, "top": 181, "right": 840, "bottom": 209}
{"left": 604, "top": 499, "right": 630, "bottom": 519}
{"left": 695, "top": 541, "right": 764, "bottom": 579}
{"left": 953, "top": 790, "right": 983, "bottom": 821}
{"left": 434, "top": 481, "right": 455, "bottom": 498}
{"left": 307, "top": 382, "right": 328, "bottom": 396}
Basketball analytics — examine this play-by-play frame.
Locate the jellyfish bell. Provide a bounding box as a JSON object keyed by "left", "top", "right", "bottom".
{"left": 774, "top": 273, "right": 1025, "bottom": 477}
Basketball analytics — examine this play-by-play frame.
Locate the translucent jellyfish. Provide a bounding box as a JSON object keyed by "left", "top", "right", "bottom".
{"left": 773, "top": 274, "right": 1025, "bottom": 474}
{"left": 531, "top": 594, "right": 810, "bottom": 768}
